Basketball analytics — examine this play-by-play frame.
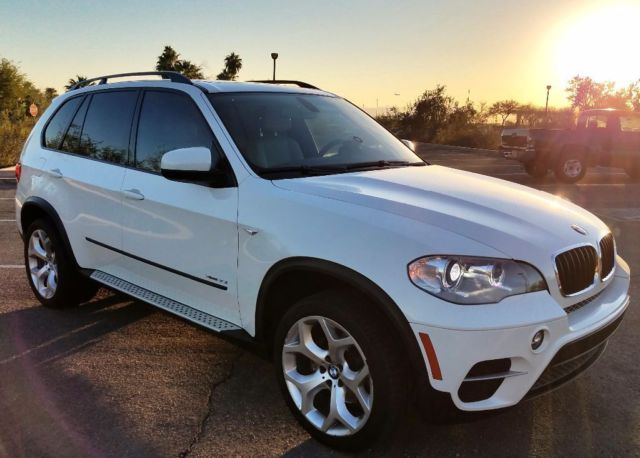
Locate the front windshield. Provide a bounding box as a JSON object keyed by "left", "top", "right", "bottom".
{"left": 208, "top": 92, "right": 423, "bottom": 178}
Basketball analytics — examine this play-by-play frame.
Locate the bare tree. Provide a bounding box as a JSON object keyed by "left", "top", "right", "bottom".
{"left": 488, "top": 100, "right": 520, "bottom": 126}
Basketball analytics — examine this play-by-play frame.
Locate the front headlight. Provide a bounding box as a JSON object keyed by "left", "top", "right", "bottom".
{"left": 408, "top": 256, "right": 547, "bottom": 305}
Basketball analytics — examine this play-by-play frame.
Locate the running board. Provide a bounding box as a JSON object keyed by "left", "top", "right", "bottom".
{"left": 90, "top": 270, "right": 241, "bottom": 333}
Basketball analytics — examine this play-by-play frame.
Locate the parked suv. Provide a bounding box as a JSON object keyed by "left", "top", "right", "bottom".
{"left": 16, "top": 72, "right": 630, "bottom": 450}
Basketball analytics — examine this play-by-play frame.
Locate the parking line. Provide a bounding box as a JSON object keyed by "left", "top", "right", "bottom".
{"left": 0, "top": 198, "right": 14, "bottom": 200}
{"left": 0, "top": 265, "right": 22, "bottom": 269}
{"left": 0, "top": 219, "right": 16, "bottom": 222}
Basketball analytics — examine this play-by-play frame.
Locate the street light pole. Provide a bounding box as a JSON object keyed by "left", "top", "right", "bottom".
{"left": 545, "top": 85, "right": 552, "bottom": 116}
{"left": 271, "top": 53, "right": 279, "bottom": 81}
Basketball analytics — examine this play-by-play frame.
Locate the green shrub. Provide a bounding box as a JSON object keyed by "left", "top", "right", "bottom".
{"left": 0, "top": 117, "right": 33, "bottom": 167}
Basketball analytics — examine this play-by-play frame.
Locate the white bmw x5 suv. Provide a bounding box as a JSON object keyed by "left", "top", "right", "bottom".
{"left": 15, "top": 72, "right": 630, "bottom": 450}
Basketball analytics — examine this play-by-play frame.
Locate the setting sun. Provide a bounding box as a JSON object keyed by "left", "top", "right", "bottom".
{"left": 554, "top": 3, "right": 640, "bottom": 86}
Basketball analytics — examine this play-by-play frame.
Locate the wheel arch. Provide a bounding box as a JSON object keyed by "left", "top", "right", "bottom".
{"left": 255, "top": 257, "right": 426, "bottom": 379}
{"left": 560, "top": 142, "right": 590, "bottom": 157}
{"left": 20, "top": 197, "right": 79, "bottom": 268}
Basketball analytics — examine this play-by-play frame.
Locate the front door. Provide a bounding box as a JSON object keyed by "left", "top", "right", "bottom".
{"left": 116, "top": 89, "right": 240, "bottom": 324}
{"left": 581, "top": 113, "right": 613, "bottom": 165}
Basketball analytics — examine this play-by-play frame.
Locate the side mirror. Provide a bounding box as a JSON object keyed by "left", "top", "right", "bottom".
{"left": 401, "top": 139, "right": 416, "bottom": 152}
{"left": 160, "top": 146, "right": 230, "bottom": 186}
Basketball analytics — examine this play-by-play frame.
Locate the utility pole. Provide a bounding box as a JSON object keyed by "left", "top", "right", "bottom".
{"left": 271, "top": 53, "right": 279, "bottom": 81}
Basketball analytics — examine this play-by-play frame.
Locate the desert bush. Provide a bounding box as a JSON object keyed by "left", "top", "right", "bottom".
{"left": 0, "top": 58, "right": 57, "bottom": 167}
{"left": 377, "top": 86, "right": 501, "bottom": 149}
{"left": 0, "top": 116, "right": 33, "bottom": 167}
{"left": 435, "top": 124, "right": 501, "bottom": 150}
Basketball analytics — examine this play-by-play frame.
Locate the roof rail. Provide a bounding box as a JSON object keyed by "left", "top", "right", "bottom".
{"left": 68, "top": 71, "right": 192, "bottom": 91}
{"left": 248, "top": 80, "right": 320, "bottom": 90}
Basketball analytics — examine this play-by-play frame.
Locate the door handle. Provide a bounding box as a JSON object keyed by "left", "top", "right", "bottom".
{"left": 122, "top": 188, "right": 145, "bottom": 200}
{"left": 49, "top": 168, "right": 63, "bottom": 179}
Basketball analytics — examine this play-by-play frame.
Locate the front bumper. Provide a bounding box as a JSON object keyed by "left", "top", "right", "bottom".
{"left": 409, "top": 266, "right": 630, "bottom": 411}
{"left": 501, "top": 146, "right": 536, "bottom": 162}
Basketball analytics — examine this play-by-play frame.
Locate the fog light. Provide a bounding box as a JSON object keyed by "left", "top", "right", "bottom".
{"left": 531, "top": 330, "right": 545, "bottom": 350}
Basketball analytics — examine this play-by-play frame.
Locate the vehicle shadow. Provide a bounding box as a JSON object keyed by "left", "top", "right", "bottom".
{"left": 282, "top": 370, "right": 638, "bottom": 457}
{"left": 0, "top": 292, "right": 161, "bottom": 457}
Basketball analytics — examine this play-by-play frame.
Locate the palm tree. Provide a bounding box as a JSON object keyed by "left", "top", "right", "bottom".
{"left": 156, "top": 45, "right": 204, "bottom": 79}
{"left": 217, "top": 52, "right": 243, "bottom": 81}
{"left": 156, "top": 45, "right": 181, "bottom": 72}
{"left": 65, "top": 75, "right": 89, "bottom": 91}
{"left": 174, "top": 60, "right": 204, "bottom": 79}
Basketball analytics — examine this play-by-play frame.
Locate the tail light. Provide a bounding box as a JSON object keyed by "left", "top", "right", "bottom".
{"left": 15, "top": 163, "right": 22, "bottom": 182}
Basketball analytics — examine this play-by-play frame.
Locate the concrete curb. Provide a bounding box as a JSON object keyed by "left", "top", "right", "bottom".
{"left": 419, "top": 143, "right": 499, "bottom": 155}
{"left": 0, "top": 166, "right": 16, "bottom": 172}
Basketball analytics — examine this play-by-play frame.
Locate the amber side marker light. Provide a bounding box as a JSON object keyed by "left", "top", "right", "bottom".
{"left": 15, "top": 163, "right": 21, "bottom": 182}
{"left": 419, "top": 332, "right": 443, "bottom": 380}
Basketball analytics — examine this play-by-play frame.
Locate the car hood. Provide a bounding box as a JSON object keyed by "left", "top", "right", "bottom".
{"left": 273, "top": 165, "right": 609, "bottom": 263}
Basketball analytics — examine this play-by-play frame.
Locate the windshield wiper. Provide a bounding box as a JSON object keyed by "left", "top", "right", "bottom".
{"left": 258, "top": 164, "right": 347, "bottom": 177}
{"left": 345, "top": 160, "right": 426, "bottom": 170}
{"left": 258, "top": 160, "right": 426, "bottom": 178}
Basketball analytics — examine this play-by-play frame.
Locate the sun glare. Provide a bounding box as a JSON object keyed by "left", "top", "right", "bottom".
{"left": 554, "top": 3, "right": 640, "bottom": 86}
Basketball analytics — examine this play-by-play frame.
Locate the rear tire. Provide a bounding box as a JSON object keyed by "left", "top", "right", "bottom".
{"left": 554, "top": 148, "right": 587, "bottom": 183}
{"left": 24, "top": 219, "right": 98, "bottom": 308}
{"left": 273, "top": 290, "right": 409, "bottom": 451}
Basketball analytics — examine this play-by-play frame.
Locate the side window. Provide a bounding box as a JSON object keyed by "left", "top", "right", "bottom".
{"left": 585, "top": 115, "right": 608, "bottom": 129}
{"left": 135, "top": 91, "right": 214, "bottom": 172}
{"left": 61, "top": 96, "right": 90, "bottom": 153}
{"left": 78, "top": 91, "right": 138, "bottom": 164}
{"left": 620, "top": 115, "right": 640, "bottom": 132}
{"left": 43, "top": 96, "right": 83, "bottom": 149}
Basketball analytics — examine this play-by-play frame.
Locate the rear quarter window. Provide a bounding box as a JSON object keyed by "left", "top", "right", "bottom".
{"left": 43, "top": 96, "right": 84, "bottom": 149}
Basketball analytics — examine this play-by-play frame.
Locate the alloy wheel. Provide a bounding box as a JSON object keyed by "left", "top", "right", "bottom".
{"left": 27, "top": 229, "right": 58, "bottom": 299}
{"left": 282, "top": 315, "right": 373, "bottom": 436}
{"left": 563, "top": 159, "right": 583, "bottom": 178}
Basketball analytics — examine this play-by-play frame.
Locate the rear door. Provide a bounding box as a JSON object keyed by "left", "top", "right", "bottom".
{"left": 117, "top": 89, "right": 240, "bottom": 324}
{"left": 42, "top": 90, "right": 138, "bottom": 273}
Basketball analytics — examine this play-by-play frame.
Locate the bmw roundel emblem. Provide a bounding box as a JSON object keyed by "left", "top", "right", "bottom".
{"left": 571, "top": 224, "right": 587, "bottom": 235}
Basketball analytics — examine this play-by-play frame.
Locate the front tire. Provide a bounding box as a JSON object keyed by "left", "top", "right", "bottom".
{"left": 24, "top": 219, "right": 98, "bottom": 308}
{"left": 273, "top": 290, "right": 409, "bottom": 451}
{"left": 554, "top": 149, "right": 587, "bottom": 183}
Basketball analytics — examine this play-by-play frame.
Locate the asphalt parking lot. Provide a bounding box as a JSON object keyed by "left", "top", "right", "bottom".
{"left": 1, "top": 148, "right": 638, "bottom": 457}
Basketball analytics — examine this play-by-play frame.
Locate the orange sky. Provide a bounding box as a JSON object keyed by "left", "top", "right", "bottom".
{"left": 2, "top": 0, "right": 639, "bottom": 110}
